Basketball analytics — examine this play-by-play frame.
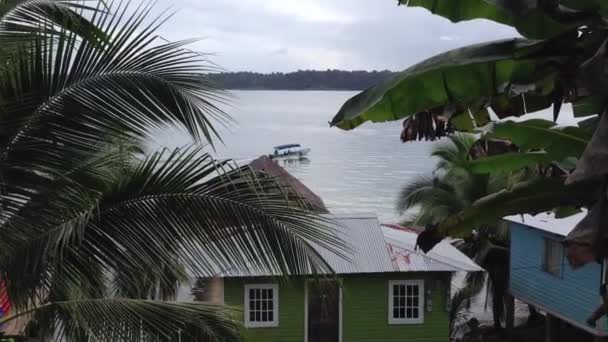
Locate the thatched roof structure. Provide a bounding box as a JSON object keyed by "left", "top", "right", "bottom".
{"left": 249, "top": 156, "right": 327, "bottom": 213}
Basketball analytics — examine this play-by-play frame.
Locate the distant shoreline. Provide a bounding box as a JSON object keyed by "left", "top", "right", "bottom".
{"left": 208, "top": 70, "right": 394, "bottom": 92}
{"left": 224, "top": 88, "right": 363, "bottom": 91}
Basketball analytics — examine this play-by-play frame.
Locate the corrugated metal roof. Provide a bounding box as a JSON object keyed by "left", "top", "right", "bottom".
{"left": 211, "top": 213, "right": 481, "bottom": 278}
{"left": 219, "top": 213, "right": 395, "bottom": 277}
{"left": 315, "top": 214, "right": 395, "bottom": 274}
{"left": 504, "top": 211, "right": 587, "bottom": 237}
{"left": 382, "top": 227, "right": 483, "bottom": 272}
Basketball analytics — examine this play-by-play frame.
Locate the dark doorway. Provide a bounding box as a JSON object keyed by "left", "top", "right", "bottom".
{"left": 307, "top": 281, "right": 340, "bottom": 342}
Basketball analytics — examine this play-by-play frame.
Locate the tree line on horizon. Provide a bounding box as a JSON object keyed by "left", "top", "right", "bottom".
{"left": 208, "top": 70, "right": 395, "bottom": 90}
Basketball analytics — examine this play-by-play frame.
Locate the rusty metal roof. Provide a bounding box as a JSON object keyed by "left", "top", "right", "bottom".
{"left": 382, "top": 227, "right": 483, "bottom": 272}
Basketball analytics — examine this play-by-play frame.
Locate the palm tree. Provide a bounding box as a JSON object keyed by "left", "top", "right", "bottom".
{"left": 449, "top": 284, "right": 481, "bottom": 340}
{"left": 397, "top": 134, "right": 511, "bottom": 330}
{"left": 397, "top": 134, "right": 495, "bottom": 224}
{"left": 0, "top": 1, "right": 341, "bottom": 341}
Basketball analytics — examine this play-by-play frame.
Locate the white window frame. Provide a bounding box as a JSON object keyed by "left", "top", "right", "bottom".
{"left": 542, "top": 238, "right": 563, "bottom": 278}
{"left": 388, "top": 280, "right": 424, "bottom": 325}
{"left": 244, "top": 284, "right": 279, "bottom": 328}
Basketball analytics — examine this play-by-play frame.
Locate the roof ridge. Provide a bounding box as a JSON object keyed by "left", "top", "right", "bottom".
{"left": 384, "top": 237, "right": 451, "bottom": 265}
{"left": 387, "top": 243, "right": 462, "bottom": 269}
{"left": 381, "top": 223, "right": 421, "bottom": 234}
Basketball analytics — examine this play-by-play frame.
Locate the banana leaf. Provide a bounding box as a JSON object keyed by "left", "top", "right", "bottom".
{"left": 567, "top": 112, "right": 608, "bottom": 184}
{"left": 416, "top": 177, "right": 599, "bottom": 252}
{"left": 330, "top": 38, "right": 571, "bottom": 130}
{"left": 398, "top": 0, "right": 599, "bottom": 39}
{"left": 572, "top": 96, "right": 605, "bottom": 117}
{"left": 468, "top": 152, "right": 554, "bottom": 174}
{"left": 486, "top": 119, "right": 591, "bottom": 161}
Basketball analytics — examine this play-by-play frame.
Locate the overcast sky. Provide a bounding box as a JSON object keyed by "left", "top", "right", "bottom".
{"left": 155, "top": 0, "right": 520, "bottom": 73}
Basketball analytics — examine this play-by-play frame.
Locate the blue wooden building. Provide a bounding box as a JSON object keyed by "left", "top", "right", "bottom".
{"left": 505, "top": 212, "right": 608, "bottom": 340}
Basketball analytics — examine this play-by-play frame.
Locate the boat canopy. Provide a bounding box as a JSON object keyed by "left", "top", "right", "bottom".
{"left": 274, "top": 144, "right": 301, "bottom": 150}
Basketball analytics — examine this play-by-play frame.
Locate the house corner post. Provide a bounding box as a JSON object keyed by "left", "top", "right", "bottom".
{"left": 545, "top": 314, "right": 560, "bottom": 342}
{"left": 505, "top": 292, "right": 515, "bottom": 340}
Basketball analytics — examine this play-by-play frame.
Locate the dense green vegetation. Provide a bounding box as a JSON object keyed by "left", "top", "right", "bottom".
{"left": 397, "top": 134, "right": 511, "bottom": 331}
{"left": 208, "top": 70, "right": 394, "bottom": 90}
{"left": 0, "top": 1, "right": 338, "bottom": 341}
{"left": 331, "top": 1, "right": 608, "bottom": 265}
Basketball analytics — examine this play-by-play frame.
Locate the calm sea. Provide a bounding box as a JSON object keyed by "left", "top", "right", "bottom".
{"left": 158, "top": 90, "right": 528, "bottom": 325}
{"left": 153, "top": 90, "right": 436, "bottom": 223}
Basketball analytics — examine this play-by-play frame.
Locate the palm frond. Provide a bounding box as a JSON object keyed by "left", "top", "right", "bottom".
{"left": 464, "top": 271, "right": 487, "bottom": 296}
{"left": 397, "top": 176, "right": 461, "bottom": 212}
{"left": 0, "top": 0, "right": 105, "bottom": 44}
{"left": 6, "top": 299, "right": 242, "bottom": 342}
{"left": 111, "top": 252, "right": 189, "bottom": 300}
{"left": 0, "top": 1, "right": 233, "bottom": 233}
{"left": 4, "top": 146, "right": 344, "bottom": 309}
{"left": 431, "top": 133, "right": 477, "bottom": 172}
{"left": 396, "top": 175, "right": 435, "bottom": 214}
{"left": 397, "top": 175, "right": 469, "bottom": 226}
{"left": 0, "top": 2, "right": 343, "bottom": 341}
{"left": 449, "top": 285, "right": 479, "bottom": 338}
{"left": 0, "top": 1, "right": 230, "bottom": 214}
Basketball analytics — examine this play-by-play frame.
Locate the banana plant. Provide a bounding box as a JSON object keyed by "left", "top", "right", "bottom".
{"left": 331, "top": 1, "right": 608, "bottom": 259}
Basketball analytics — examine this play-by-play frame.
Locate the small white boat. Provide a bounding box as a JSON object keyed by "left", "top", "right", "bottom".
{"left": 270, "top": 144, "right": 311, "bottom": 159}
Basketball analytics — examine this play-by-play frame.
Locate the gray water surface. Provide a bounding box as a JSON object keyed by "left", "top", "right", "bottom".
{"left": 156, "top": 90, "right": 528, "bottom": 325}
{"left": 153, "top": 90, "right": 436, "bottom": 222}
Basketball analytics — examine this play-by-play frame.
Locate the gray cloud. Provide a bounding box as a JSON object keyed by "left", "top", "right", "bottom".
{"left": 153, "top": 0, "right": 519, "bottom": 72}
{"left": 272, "top": 47, "right": 288, "bottom": 55}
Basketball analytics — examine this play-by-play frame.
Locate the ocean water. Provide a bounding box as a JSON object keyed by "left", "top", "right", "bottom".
{"left": 156, "top": 90, "right": 529, "bottom": 326}
{"left": 153, "top": 90, "right": 436, "bottom": 223}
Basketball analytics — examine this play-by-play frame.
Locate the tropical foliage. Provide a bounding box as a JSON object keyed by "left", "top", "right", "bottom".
{"left": 397, "top": 134, "right": 509, "bottom": 226}
{"left": 331, "top": 1, "right": 608, "bottom": 263}
{"left": 0, "top": 1, "right": 339, "bottom": 341}
{"left": 398, "top": 134, "right": 511, "bottom": 330}
{"left": 449, "top": 285, "right": 478, "bottom": 339}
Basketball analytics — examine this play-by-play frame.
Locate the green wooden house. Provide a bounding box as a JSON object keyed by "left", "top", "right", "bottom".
{"left": 185, "top": 214, "right": 481, "bottom": 342}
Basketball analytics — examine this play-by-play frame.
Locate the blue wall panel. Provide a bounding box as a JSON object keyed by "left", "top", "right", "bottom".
{"left": 510, "top": 222, "right": 605, "bottom": 332}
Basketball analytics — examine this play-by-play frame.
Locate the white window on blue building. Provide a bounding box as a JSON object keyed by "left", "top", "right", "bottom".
{"left": 543, "top": 238, "right": 563, "bottom": 277}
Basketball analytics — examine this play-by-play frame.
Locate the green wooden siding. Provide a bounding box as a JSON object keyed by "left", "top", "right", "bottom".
{"left": 224, "top": 273, "right": 450, "bottom": 342}
{"left": 224, "top": 278, "right": 306, "bottom": 342}
{"left": 342, "top": 273, "right": 449, "bottom": 342}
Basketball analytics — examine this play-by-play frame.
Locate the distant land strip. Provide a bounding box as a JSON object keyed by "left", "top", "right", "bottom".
{"left": 207, "top": 70, "right": 395, "bottom": 91}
